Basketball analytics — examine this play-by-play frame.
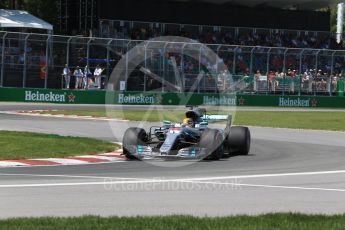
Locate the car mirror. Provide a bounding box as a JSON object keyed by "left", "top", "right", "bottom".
{"left": 163, "top": 120, "right": 171, "bottom": 125}
{"left": 200, "top": 121, "right": 208, "bottom": 126}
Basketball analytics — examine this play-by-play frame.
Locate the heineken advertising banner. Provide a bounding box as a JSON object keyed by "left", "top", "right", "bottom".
{"left": 0, "top": 88, "right": 105, "bottom": 104}
{"left": 1, "top": 87, "right": 345, "bottom": 108}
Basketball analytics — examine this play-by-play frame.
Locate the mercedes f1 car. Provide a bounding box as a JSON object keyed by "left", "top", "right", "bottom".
{"left": 123, "top": 107, "right": 251, "bottom": 160}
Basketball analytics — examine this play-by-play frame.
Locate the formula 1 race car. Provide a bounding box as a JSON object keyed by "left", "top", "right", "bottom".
{"left": 122, "top": 107, "right": 251, "bottom": 160}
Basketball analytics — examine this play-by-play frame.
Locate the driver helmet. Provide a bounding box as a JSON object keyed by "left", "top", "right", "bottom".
{"left": 183, "top": 118, "right": 194, "bottom": 127}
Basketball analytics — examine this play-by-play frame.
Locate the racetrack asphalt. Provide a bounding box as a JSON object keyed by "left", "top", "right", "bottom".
{"left": 0, "top": 103, "right": 345, "bottom": 218}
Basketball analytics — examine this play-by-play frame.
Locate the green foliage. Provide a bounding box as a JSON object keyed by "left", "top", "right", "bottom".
{"left": 0, "top": 0, "right": 12, "bottom": 9}
{"left": 330, "top": 6, "right": 338, "bottom": 33}
{"left": 318, "top": 6, "right": 344, "bottom": 34}
{"left": 20, "top": 0, "right": 58, "bottom": 26}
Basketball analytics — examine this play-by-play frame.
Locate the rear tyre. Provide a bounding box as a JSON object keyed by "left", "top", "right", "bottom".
{"left": 123, "top": 127, "right": 147, "bottom": 160}
{"left": 199, "top": 129, "right": 223, "bottom": 160}
{"left": 226, "top": 126, "right": 251, "bottom": 155}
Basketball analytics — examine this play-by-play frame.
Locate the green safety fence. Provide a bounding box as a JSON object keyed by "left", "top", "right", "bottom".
{"left": 1, "top": 87, "right": 345, "bottom": 108}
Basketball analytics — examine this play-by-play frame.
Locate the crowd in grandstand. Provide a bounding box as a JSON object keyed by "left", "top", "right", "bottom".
{"left": 252, "top": 68, "right": 340, "bottom": 92}
{"left": 2, "top": 18, "right": 345, "bottom": 94}
{"left": 103, "top": 23, "right": 344, "bottom": 50}
{"left": 97, "top": 20, "right": 345, "bottom": 94}
{"left": 130, "top": 28, "right": 343, "bottom": 49}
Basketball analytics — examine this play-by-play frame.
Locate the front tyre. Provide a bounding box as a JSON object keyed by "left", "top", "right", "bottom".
{"left": 226, "top": 126, "right": 251, "bottom": 155}
{"left": 123, "top": 127, "right": 147, "bottom": 160}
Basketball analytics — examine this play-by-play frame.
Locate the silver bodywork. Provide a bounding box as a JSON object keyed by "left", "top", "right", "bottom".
{"left": 131, "top": 122, "right": 226, "bottom": 159}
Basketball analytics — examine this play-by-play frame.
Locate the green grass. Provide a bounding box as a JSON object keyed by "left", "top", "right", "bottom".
{"left": 0, "top": 131, "right": 118, "bottom": 160}
{"left": 40, "top": 109, "right": 345, "bottom": 131}
{"left": 2, "top": 214, "right": 345, "bottom": 230}
{"left": 233, "top": 111, "right": 345, "bottom": 131}
{"left": 45, "top": 109, "right": 186, "bottom": 122}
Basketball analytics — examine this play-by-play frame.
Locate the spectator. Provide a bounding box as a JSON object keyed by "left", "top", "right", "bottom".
{"left": 94, "top": 65, "right": 104, "bottom": 89}
{"left": 268, "top": 70, "right": 276, "bottom": 91}
{"left": 62, "top": 64, "right": 71, "bottom": 89}
{"left": 254, "top": 70, "right": 261, "bottom": 80}
{"left": 83, "top": 65, "right": 92, "bottom": 89}
{"left": 74, "top": 66, "right": 84, "bottom": 89}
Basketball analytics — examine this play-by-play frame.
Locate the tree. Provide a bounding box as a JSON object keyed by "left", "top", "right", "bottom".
{"left": 0, "top": 0, "right": 13, "bottom": 9}
{"left": 330, "top": 6, "right": 338, "bottom": 33}
{"left": 20, "top": 0, "right": 58, "bottom": 27}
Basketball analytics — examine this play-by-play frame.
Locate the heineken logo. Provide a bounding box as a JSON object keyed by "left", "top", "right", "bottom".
{"left": 118, "top": 93, "right": 159, "bottom": 104}
{"left": 278, "top": 97, "right": 317, "bottom": 107}
{"left": 203, "top": 95, "right": 236, "bottom": 106}
{"left": 25, "top": 91, "right": 66, "bottom": 102}
{"left": 24, "top": 91, "right": 76, "bottom": 103}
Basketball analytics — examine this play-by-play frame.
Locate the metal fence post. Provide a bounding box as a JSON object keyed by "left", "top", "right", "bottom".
{"left": 250, "top": 47, "right": 255, "bottom": 92}
{"left": 298, "top": 49, "right": 305, "bottom": 96}
{"left": 330, "top": 51, "right": 336, "bottom": 96}
{"left": 315, "top": 49, "right": 321, "bottom": 72}
{"left": 106, "top": 39, "right": 112, "bottom": 80}
{"left": 86, "top": 38, "right": 92, "bottom": 89}
{"left": 232, "top": 47, "right": 237, "bottom": 76}
{"left": 314, "top": 49, "right": 321, "bottom": 96}
{"left": 249, "top": 47, "right": 255, "bottom": 75}
{"left": 266, "top": 48, "right": 272, "bottom": 94}
{"left": 91, "top": 0, "right": 94, "bottom": 30}
{"left": 216, "top": 45, "right": 221, "bottom": 75}
{"left": 66, "top": 37, "right": 73, "bottom": 67}
{"left": 266, "top": 48, "right": 272, "bottom": 75}
{"left": 79, "top": 0, "right": 82, "bottom": 31}
{"left": 143, "top": 41, "right": 150, "bottom": 92}
{"left": 125, "top": 41, "right": 130, "bottom": 91}
{"left": 281, "top": 48, "right": 288, "bottom": 95}
{"left": 44, "top": 35, "right": 51, "bottom": 89}
{"left": 181, "top": 43, "right": 187, "bottom": 92}
{"left": 162, "top": 42, "right": 168, "bottom": 93}
{"left": 87, "top": 38, "right": 91, "bottom": 67}
{"left": 64, "top": 36, "right": 73, "bottom": 89}
{"left": 0, "top": 32, "right": 7, "bottom": 87}
{"left": 198, "top": 46, "right": 202, "bottom": 93}
{"left": 85, "top": 0, "right": 88, "bottom": 32}
{"left": 22, "top": 34, "right": 30, "bottom": 88}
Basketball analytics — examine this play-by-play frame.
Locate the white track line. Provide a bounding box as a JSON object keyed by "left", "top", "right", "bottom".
{"left": 1, "top": 169, "right": 345, "bottom": 190}
{"left": 2, "top": 169, "right": 345, "bottom": 181}
{"left": 2, "top": 169, "right": 345, "bottom": 180}
{"left": 178, "top": 169, "right": 345, "bottom": 181}
{"left": 0, "top": 179, "right": 344, "bottom": 193}
{"left": 0, "top": 162, "right": 29, "bottom": 167}
{"left": 0, "top": 173, "right": 143, "bottom": 180}
{"left": 182, "top": 180, "right": 345, "bottom": 192}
